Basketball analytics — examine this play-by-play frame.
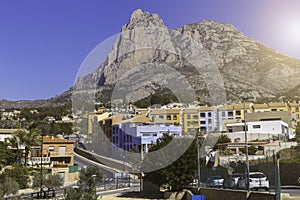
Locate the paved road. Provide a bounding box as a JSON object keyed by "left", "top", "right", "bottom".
{"left": 281, "top": 186, "right": 300, "bottom": 196}
{"left": 74, "top": 152, "right": 119, "bottom": 178}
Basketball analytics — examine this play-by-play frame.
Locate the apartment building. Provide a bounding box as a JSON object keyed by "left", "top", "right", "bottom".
{"left": 199, "top": 106, "right": 216, "bottom": 133}
{"left": 268, "top": 102, "right": 288, "bottom": 112}
{"left": 218, "top": 105, "right": 234, "bottom": 132}
{"left": 287, "top": 102, "right": 300, "bottom": 122}
{"left": 30, "top": 136, "right": 77, "bottom": 182}
{"left": 148, "top": 109, "right": 181, "bottom": 125}
{"left": 182, "top": 108, "right": 199, "bottom": 134}
{"left": 112, "top": 115, "right": 181, "bottom": 153}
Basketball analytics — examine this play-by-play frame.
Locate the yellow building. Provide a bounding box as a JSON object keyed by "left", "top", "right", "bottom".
{"left": 287, "top": 102, "right": 300, "bottom": 122}
{"left": 252, "top": 103, "right": 269, "bottom": 113}
{"left": 30, "top": 137, "right": 78, "bottom": 183}
{"left": 232, "top": 103, "right": 252, "bottom": 120}
{"left": 148, "top": 109, "right": 181, "bottom": 125}
{"left": 268, "top": 102, "right": 288, "bottom": 112}
{"left": 182, "top": 108, "right": 199, "bottom": 134}
{"left": 88, "top": 112, "right": 112, "bottom": 134}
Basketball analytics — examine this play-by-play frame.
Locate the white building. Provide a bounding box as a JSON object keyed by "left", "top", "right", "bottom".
{"left": 225, "top": 120, "right": 289, "bottom": 142}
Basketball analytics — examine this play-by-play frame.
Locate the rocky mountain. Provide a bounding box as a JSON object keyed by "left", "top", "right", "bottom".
{"left": 74, "top": 9, "right": 300, "bottom": 107}
{"left": 3, "top": 9, "right": 300, "bottom": 109}
{"left": 0, "top": 88, "right": 72, "bottom": 109}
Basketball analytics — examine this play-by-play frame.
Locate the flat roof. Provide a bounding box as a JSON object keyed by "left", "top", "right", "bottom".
{"left": 43, "top": 136, "right": 74, "bottom": 144}
{"left": 149, "top": 109, "right": 181, "bottom": 115}
{"left": 268, "top": 102, "right": 287, "bottom": 108}
{"left": 0, "top": 129, "right": 20, "bottom": 134}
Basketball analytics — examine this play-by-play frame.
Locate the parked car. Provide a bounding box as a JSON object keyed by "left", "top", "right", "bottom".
{"left": 206, "top": 176, "right": 224, "bottom": 188}
{"left": 224, "top": 173, "right": 244, "bottom": 189}
{"left": 232, "top": 173, "right": 244, "bottom": 188}
{"left": 237, "top": 172, "right": 269, "bottom": 191}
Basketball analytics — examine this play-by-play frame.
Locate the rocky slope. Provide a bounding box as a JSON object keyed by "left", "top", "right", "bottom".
{"left": 3, "top": 9, "right": 300, "bottom": 109}
{"left": 74, "top": 9, "right": 300, "bottom": 106}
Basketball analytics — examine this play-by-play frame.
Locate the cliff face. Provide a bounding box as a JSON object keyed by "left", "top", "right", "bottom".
{"left": 4, "top": 9, "right": 300, "bottom": 109}
{"left": 74, "top": 9, "right": 300, "bottom": 106}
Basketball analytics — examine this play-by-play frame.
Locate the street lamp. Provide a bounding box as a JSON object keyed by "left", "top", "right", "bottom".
{"left": 197, "top": 131, "right": 201, "bottom": 188}
{"left": 92, "top": 174, "right": 97, "bottom": 192}
{"left": 40, "top": 133, "right": 45, "bottom": 199}
{"left": 243, "top": 101, "right": 250, "bottom": 191}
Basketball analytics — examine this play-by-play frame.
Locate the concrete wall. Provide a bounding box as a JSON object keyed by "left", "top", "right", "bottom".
{"left": 188, "top": 188, "right": 276, "bottom": 200}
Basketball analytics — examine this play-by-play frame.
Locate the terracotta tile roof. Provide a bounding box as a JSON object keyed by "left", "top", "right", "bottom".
{"left": 112, "top": 115, "right": 151, "bottom": 125}
{"left": 108, "top": 114, "right": 134, "bottom": 125}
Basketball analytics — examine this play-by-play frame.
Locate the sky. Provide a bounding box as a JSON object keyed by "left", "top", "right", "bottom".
{"left": 1, "top": 0, "right": 300, "bottom": 101}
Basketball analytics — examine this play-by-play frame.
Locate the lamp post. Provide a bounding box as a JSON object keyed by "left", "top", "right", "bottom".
{"left": 40, "top": 133, "right": 45, "bottom": 199}
{"left": 92, "top": 174, "right": 97, "bottom": 192}
{"left": 243, "top": 101, "right": 250, "bottom": 191}
{"left": 274, "top": 151, "right": 281, "bottom": 200}
{"left": 197, "top": 131, "right": 201, "bottom": 188}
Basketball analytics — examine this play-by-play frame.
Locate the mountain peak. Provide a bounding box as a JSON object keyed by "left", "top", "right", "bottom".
{"left": 122, "top": 9, "right": 165, "bottom": 31}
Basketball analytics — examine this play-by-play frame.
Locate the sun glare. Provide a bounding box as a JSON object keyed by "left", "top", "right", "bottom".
{"left": 285, "top": 18, "right": 300, "bottom": 43}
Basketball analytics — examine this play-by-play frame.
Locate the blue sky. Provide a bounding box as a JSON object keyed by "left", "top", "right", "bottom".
{"left": 1, "top": 0, "right": 300, "bottom": 100}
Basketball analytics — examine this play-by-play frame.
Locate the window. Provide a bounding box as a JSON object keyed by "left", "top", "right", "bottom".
{"left": 271, "top": 109, "right": 277, "bottom": 112}
{"left": 208, "top": 119, "right": 212, "bottom": 124}
{"left": 228, "top": 111, "right": 234, "bottom": 117}
{"left": 222, "top": 112, "right": 226, "bottom": 117}
{"left": 49, "top": 146, "right": 54, "bottom": 152}
{"left": 236, "top": 110, "right": 241, "bottom": 115}
{"left": 187, "top": 114, "right": 191, "bottom": 119}
{"left": 200, "top": 121, "right": 206, "bottom": 125}
{"left": 58, "top": 146, "right": 66, "bottom": 155}
{"left": 253, "top": 125, "right": 261, "bottom": 129}
{"left": 200, "top": 113, "right": 206, "bottom": 118}
{"left": 167, "top": 115, "right": 171, "bottom": 120}
{"left": 173, "top": 115, "right": 177, "bottom": 120}
{"left": 208, "top": 112, "right": 212, "bottom": 117}
{"left": 193, "top": 115, "right": 198, "bottom": 120}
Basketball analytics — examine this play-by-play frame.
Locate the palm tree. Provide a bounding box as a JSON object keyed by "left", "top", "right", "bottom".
{"left": 13, "top": 128, "right": 40, "bottom": 166}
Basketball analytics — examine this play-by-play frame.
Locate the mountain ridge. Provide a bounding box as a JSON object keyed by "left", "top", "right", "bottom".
{"left": 2, "top": 9, "right": 300, "bottom": 109}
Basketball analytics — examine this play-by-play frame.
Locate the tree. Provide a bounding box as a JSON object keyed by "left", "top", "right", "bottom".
{"left": 45, "top": 173, "right": 64, "bottom": 196}
{"left": 217, "top": 134, "right": 231, "bottom": 144}
{"left": 13, "top": 128, "right": 41, "bottom": 166}
{"left": 32, "top": 172, "right": 46, "bottom": 191}
{"left": 0, "top": 177, "right": 19, "bottom": 197}
{"left": 295, "top": 122, "right": 300, "bottom": 144}
{"left": 65, "top": 188, "right": 97, "bottom": 200}
{"left": 79, "top": 166, "right": 103, "bottom": 190}
{"left": 0, "top": 141, "right": 16, "bottom": 169}
{"left": 2, "top": 165, "right": 29, "bottom": 189}
{"left": 214, "top": 134, "right": 231, "bottom": 149}
{"left": 144, "top": 134, "right": 197, "bottom": 191}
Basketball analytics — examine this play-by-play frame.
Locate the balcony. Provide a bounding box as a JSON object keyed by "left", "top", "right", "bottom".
{"left": 30, "top": 157, "right": 51, "bottom": 165}
{"left": 49, "top": 152, "right": 74, "bottom": 157}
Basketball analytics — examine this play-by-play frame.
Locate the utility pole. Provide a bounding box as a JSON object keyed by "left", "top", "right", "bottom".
{"left": 244, "top": 101, "right": 250, "bottom": 191}
{"left": 40, "top": 134, "right": 44, "bottom": 199}
{"left": 197, "top": 131, "right": 201, "bottom": 188}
